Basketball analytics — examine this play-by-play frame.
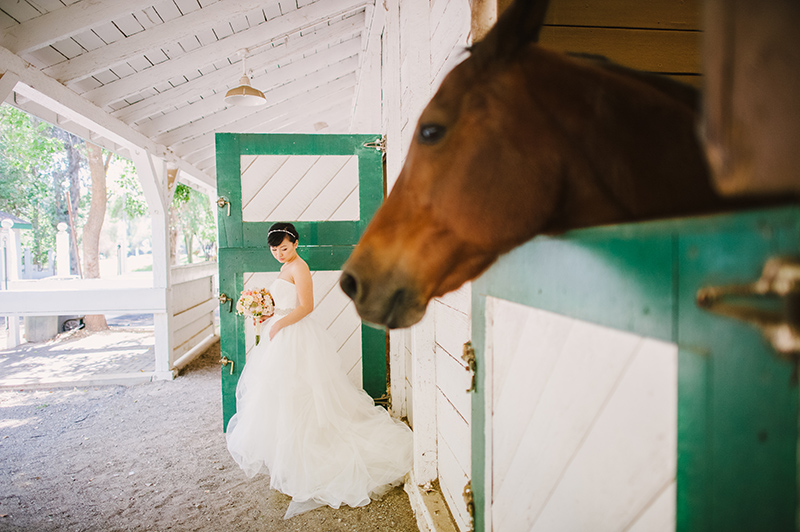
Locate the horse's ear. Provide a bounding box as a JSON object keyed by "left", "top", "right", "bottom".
{"left": 471, "top": 0, "right": 550, "bottom": 68}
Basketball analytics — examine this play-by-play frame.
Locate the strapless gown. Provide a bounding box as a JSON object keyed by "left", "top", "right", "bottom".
{"left": 225, "top": 278, "right": 413, "bottom": 519}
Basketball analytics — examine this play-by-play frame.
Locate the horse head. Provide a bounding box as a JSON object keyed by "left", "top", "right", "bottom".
{"left": 341, "top": 0, "right": 714, "bottom": 328}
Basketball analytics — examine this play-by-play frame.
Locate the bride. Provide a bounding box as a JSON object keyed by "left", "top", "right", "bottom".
{"left": 225, "top": 222, "right": 413, "bottom": 519}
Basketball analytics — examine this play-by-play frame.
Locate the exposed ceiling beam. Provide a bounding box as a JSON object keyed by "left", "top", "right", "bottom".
{"left": 10, "top": 94, "right": 127, "bottom": 156}
{"left": 153, "top": 61, "right": 358, "bottom": 147}
{"left": 0, "top": 45, "right": 213, "bottom": 189}
{"left": 109, "top": 19, "right": 363, "bottom": 123}
{"left": 0, "top": 71, "right": 20, "bottom": 101}
{"left": 44, "top": 0, "right": 369, "bottom": 85}
{"left": 41, "top": 0, "right": 271, "bottom": 83}
{"left": 179, "top": 79, "right": 355, "bottom": 165}
{"left": 1, "top": 0, "right": 137, "bottom": 55}
{"left": 82, "top": 1, "right": 366, "bottom": 108}
{"left": 135, "top": 44, "right": 360, "bottom": 138}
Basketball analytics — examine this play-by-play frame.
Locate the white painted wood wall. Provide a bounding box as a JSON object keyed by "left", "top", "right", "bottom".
{"left": 170, "top": 261, "right": 218, "bottom": 369}
{"left": 485, "top": 298, "right": 677, "bottom": 532}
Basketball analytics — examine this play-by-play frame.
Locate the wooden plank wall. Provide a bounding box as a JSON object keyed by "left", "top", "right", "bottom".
{"left": 170, "top": 261, "right": 218, "bottom": 366}
{"left": 540, "top": 0, "right": 702, "bottom": 86}
{"left": 387, "top": 0, "right": 473, "bottom": 529}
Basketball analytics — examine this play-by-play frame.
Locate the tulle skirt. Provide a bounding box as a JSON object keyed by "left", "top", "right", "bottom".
{"left": 225, "top": 315, "right": 413, "bottom": 519}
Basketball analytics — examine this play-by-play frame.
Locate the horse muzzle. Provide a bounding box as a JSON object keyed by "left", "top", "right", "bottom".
{"left": 339, "top": 267, "right": 428, "bottom": 329}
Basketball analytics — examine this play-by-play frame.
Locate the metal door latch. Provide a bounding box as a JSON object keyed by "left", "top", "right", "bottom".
{"left": 363, "top": 136, "right": 386, "bottom": 153}
{"left": 463, "top": 480, "right": 475, "bottom": 532}
{"left": 218, "top": 292, "right": 233, "bottom": 313}
{"left": 216, "top": 196, "right": 230, "bottom": 216}
{"left": 463, "top": 341, "right": 477, "bottom": 393}
{"left": 697, "top": 256, "right": 800, "bottom": 363}
{"left": 220, "top": 356, "right": 234, "bottom": 375}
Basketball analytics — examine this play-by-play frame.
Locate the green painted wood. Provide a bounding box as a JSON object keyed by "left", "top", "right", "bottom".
{"left": 242, "top": 221, "right": 362, "bottom": 248}
{"left": 471, "top": 205, "right": 800, "bottom": 532}
{"left": 216, "top": 133, "right": 386, "bottom": 431}
{"left": 676, "top": 213, "right": 799, "bottom": 531}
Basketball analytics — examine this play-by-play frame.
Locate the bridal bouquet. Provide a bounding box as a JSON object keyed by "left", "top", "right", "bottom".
{"left": 236, "top": 288, "right": 275, "bottom": 345}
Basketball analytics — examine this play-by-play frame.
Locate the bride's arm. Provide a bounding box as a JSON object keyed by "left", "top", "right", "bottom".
{"left": 269, "top": 261, "right": 314, "bottom": 339}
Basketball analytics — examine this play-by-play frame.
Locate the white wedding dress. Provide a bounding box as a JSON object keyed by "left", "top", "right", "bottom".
{"left": 225, "top": 278, "right": 413, "bottom": 519}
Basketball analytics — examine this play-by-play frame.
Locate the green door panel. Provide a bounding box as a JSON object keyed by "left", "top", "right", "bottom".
{"left": 216, "top": 133, "right": 386, "bottom": 431}
{"left": 471, "top": 206, "right": 800, "bottom": 532}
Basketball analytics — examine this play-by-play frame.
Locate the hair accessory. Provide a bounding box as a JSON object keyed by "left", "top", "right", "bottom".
{"left": 268, "top": 229, "right": 296, "bottom": 237}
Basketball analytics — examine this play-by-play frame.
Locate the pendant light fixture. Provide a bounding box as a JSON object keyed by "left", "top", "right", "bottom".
{"left": 224, "top": 50, "right": 266, "bottom": 107}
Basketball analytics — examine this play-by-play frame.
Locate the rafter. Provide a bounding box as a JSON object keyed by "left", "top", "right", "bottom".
{"left": 135, "top": 44, "right": 360, "bottom": 138}
{"left": 82, "top": 2, "right": 366, "bottom": 108}
{"left": 110, "top": 20, "right": 362, "bottom": 123}
{"left": 1, "top": 0, "right": 137, "bottom": 55}
{"left": 153, "top": 61, "right": 358, "bottom": 147}
{"left": 0, "top": 45, "right": 212, "bottom": 189}
{"left": 44, "top": 0, "right": 369, "bottom": 84}
{"left": 174, "top": 75, "right": 356, "bottom": 161}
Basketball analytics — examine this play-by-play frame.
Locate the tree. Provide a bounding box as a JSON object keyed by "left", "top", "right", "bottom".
{"left": 83, "top": 143, "right": 111, "bottom": 331}
{"left": 170, "top": 183, "right": 216, "bottom": 264}
{"left": 0, "top": 105, "right": 62, "bottom": 268}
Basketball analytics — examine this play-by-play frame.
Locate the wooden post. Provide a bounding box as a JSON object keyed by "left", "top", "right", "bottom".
{"left": 411, "top": 307, "right": 438, "bottom": 485}
{"left": 131, "top": 148, "right": 175, "bottom": 380}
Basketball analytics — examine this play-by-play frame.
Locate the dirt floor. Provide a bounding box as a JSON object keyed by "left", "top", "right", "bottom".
{"left": 0, "top": 342, "right": 420, "bottom": 532}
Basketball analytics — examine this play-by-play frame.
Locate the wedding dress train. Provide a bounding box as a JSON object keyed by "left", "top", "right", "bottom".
{"left": 226, "top": 278, "right": 413, "bottom": 519}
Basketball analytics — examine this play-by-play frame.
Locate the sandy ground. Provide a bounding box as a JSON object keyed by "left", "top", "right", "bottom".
{"left": 0, "top": 343, "right": 419, "bottom": 532}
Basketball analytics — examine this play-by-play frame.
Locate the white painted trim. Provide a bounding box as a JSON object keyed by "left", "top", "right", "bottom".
{"left": 0, "top": 286, "right": 167, "bottom": 315}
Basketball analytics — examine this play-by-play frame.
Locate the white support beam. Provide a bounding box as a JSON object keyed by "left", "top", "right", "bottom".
{"left": 0, "top": 45, "right": 214, "bottom": 188}
{"left": 45, "top": 0, "right": 370, "bottom": 85}
{"left": 0, "top": 72, "right": 19, "bottom": 102}
{"left": 351, "top": 0, "right": 384, "bottom": 132}
{"left": 131, "top": 147, "right": 174, "bottom": 381}
{"left": 1, "top": 0, "right": 138, "bottom": 55}
{"left": 86, "top": 3, "right": 366, "bottom": 109}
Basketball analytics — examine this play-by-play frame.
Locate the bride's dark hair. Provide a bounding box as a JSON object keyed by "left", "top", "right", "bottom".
{"left": 267, "top": 222, "right": 299, "bottom": 247}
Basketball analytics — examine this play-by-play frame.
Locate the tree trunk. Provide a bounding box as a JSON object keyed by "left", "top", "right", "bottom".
{"left": 65, "top": 138, "right": 82, "bottom": 277}
{"left": 83, "top": 143, "right": 108, "bottom": 331}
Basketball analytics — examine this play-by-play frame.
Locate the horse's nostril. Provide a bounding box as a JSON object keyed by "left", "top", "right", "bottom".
{"left": 339, "top": 272, "right": 359, "bottom": 301}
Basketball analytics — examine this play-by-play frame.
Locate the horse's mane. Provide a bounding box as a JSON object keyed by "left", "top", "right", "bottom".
{"left": 567, "top": 52, "right": 700, "bottom": 111}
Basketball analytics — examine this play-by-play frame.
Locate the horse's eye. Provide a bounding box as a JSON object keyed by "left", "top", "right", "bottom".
{"left": 418, "top": 124, "right": 446, "bottom": 145}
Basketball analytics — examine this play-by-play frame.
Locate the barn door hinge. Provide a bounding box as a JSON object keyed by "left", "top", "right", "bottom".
{"left": 463, "top": 480, "right": 475, "bottom": 532}
{"left": 363, "top": 136, "right": 386, "bottom": 153}
{"left": 697, "top": 256, "right": 800, "bottom": 374}
{"left": 463, "top": 341, "right": 477, "bottom": 393}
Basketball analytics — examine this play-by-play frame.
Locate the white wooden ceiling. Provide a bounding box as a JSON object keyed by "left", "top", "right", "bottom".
{"left": 0, "top": 0, "right": 374, "bottom": 191}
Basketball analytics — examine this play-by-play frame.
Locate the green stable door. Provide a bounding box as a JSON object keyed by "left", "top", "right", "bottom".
{"left": 470, "top": 206, "right": 800, "bottom": 531}
{"left": 215, "top": 133, "right": 385, "bottom": 431}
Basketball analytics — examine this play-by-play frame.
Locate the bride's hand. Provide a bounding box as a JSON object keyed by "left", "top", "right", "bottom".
{"left": 269, "top": 321, "right": 282, "bottom": 340}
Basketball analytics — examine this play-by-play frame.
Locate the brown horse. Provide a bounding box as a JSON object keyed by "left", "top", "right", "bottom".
{"left": 340, "top": 0, "right": 749, "bottom": 329}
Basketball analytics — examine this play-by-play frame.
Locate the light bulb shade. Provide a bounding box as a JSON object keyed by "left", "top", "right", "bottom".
{"left": 224, "top": 75, "right": 266, "bottom": 106}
